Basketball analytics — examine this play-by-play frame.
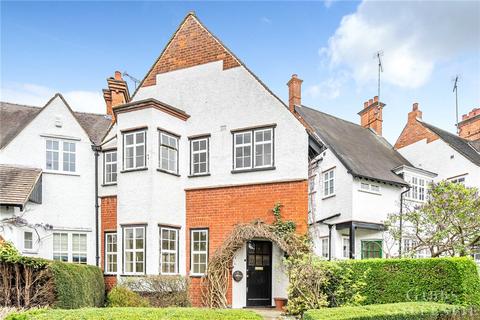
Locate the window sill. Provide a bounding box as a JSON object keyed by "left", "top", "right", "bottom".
{"left": 43, "top": 171, "right": 80, "bottom": 177}
{"left": 231, "top": 166, "right": 276, "bottom": 174}
{"left": 120, "top": 274, "right": 146, "bottom": 277}
{"left": 102, "top": 183, "right": 117, "bottom": 187}
{"left": 120, "top": 167, "right": 148, "bottom": 174}
{"left": 188, "top": 173, "right": 211, "bottom": 178}
{"left": 358, "top": 189, "right": 381, "bottom": 196}
{"left": 189, "top": 274, "right": 206, "bottom": 278}
{"left": 157, "top": 168, "right": 180, "bottom": 177}
{"left": 322, "top": 194, "right": 336, "bottom": 200}
{"left": 104, "top": 273, "right": 117, "bottom": 276}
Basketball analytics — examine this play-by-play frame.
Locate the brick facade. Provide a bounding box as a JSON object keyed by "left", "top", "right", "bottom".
{"left": 458, "top": 108, "right": 480, "bottom": 141}
{"left": 395, "top": 103, "right": 439, "bottom": 149}
{"left": 185, "top": 180, "right": 308, "bottom": 306}
{"left": 358, "top": 96, "right": 384, "bottom": 136}
{"left": 100, "top": 195, "right": 117, "bottom": 290}
{"left": 141, "top": 13, "right": 240, "bottom": 88}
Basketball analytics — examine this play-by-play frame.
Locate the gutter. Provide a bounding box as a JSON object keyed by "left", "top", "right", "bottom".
{"left": 92, "top": 144, "right": 102, "bottom": 267}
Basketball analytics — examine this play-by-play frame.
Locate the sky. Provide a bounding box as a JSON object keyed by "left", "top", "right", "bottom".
{"left": 1, "top": 1, "right": 479, "bottom": 144}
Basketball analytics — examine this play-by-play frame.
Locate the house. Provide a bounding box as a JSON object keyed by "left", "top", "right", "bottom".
{"left": 395, "top": 103, "right": 480, "bottom": 263}
{"left": 0, "top": 95, "right": 111, "bottom": 265}
{"left": 97, "top": 13, "right": 309, "bottom": 308}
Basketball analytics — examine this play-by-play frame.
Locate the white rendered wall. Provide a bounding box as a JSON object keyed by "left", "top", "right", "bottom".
{"left": 398, "top": 139, "right": 479, "bottom": 188}
{"left": 0, "top": 96, "right": 96, "bottom": 264}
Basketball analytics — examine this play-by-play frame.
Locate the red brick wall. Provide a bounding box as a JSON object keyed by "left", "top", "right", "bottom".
{"left": 101, "top": 196, "right": 117, "bottom": 290}
{"left": 458, "top": 109, "right": 480, "bottom": 141}
{"left": 395, "top": 104, "right": 439, "bottom": 149}
{"left": 185, "top": 180, "right": 308, "bottom": 306}
{"left": 142, "top": 14, "right": 240, "bottom": 88}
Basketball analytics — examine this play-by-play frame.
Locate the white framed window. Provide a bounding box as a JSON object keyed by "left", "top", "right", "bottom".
{"left": 160, "top": 227, "right": 178, "bottom": 275}
{"left": 406, "top": 175, "right": 427, "bottom": 202}
{"left": 24, "top": 231, "right": 33, "bottom": 250}
{"left": 403, "top": 238, "right": 429, "bottom": 258}
{"left": 254, "top": 128, "right": 273, "bottom": 168}
{"left": 104, "top": 150, "right": 117, "bottom": 184}
{"left": 159, "top": 131, "right": 179, "bottom": 174}
{"left": 190, "top": 137, "right": 209, "bottom": 175}
{"left": 105, "top": 232, "right": 117, "bottom": 274}
{"left": 359, "top": 182, "right": 381, "bottom": 194}
{"left": 233, "top": 131, "right": 252, "bottom": 169}
{"left": 46, "top": 139, "right": 76, "bottom": 173}
{"left": 448, "top": 175, "right": 466, "bottom": 185}
{"left": 53, "top": 233, "right": 68, "bottom": 262}
{"left": 321, "top": 237, "right": 329, "bottom": 259}
{"left": 342, "top": 237, "right": 350, "bottom": 258}
{"left": 124, "top": 226, "right": 145, "bottom": 275}
{"left": 123, "top": 130, "right": 146, "bottom": 170}
{"left": 323, "top": 168, "right": 335, "bottom": 197}
{"left": 72, "top": 233, "right": 87, "bottom": 264}
{"left": 191, "top": 229, "right": 208, "bottom": 275}
{"left": 308, "top": 174, "right": 317, "bottom": 214}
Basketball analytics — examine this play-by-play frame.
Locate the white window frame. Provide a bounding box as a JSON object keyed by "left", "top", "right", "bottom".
{"left": 321, "top": 237, "right": 329, "bottom": 259}
{"left": 123, "top": 130, "right": 146, "bottom": 170}
{"left": 159, "top": 227, "right": 179, "bottom": 275}
{"left": 24, "top": 231, "right": 33, "bottom": 251}
{"left": 323, "top": 168, "right": 335, "bottom": 198}
{"left": 45, "top": 138, "right": 76, "bottom": 173}
{"left": 342, "top": 237, "right": 350, "bottom": 259}
{"left": 406, "top": 175, "right": 428, "bottom": 202}
{"left": 233, "top": 131, "right": 252, "bottom": 170}
{"left": 359, "top": 182, "right": 381, "bottom": 194}
{"left": 191, "top": 229, "right": 208, "bottom": 276}
{"left": 253, "top": 128, "right": 274, "bottom": 168}
{"left": 448, "top": 175, "right": 466, "bottom": 185}
{"left": 72, "top": 233, "right": 87, "bottom": 264}
{"left": 105, "top": 232, "right": 117, "bottom": 274}
{"left": 53, "top": 232, "right": 69, "bottom": 262}
{"left": 308, "top": 174, "right": 317, "bottom": 215}
{"left": 123, "top": 226, "right": 146, "bottom": 275}
{"left": 159, "top": 131, "right": 179, "bottom": 174}
{"left": 190, "top": 137, "right": 209, "bottom": 175}
{"left": 104, "top": 150, "right": 117, "bottom": 184}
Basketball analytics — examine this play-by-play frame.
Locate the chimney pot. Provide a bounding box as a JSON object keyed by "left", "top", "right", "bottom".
{"left": 368, "top": 98, "right": 373, "bottom": 105}
{"left": 413, "top": 103, "right": 418, "bottom": 111}
{"left": 374, "top": 96, "right": 379, "bottom": 102}
{"left": 364, "top": 101, "right": 368, "bottom": 108}
{"left": 359, "top": 97, "right": 385, "bottom": 135}
{"left": 114, "top": 71, "right": 122, "bottom": 80}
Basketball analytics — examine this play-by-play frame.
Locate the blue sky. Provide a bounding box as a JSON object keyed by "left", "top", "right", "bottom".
{"left": 1, "top": 1, "right": 479, "bottom": 144}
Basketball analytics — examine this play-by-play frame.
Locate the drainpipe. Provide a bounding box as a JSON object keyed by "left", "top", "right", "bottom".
{"left": 92, "top": 145, "right": 102, "bottom": 267}
{"left": 398, "top": 185, "right": 411, "bottom": 257}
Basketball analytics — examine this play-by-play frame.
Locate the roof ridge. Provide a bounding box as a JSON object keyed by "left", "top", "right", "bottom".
{"left": 0, "top": 101, "right": 41, "bottom": 109}
{"left": 73, "top": 110, "right": 108, "bottom": 117}
{"left": 418, "top": 119, "right": 471, "bottom": 142}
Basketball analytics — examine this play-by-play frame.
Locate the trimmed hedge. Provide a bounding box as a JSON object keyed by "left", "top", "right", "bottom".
{"left": 107, "top": 286, "right": 150, "bottom": 307}
{"left": 49, "top": 261, "right": 105, "bottom": 309}
{"left": 5, "top": 307, "right": 263, "bottom": 320}
{"left": 335, "top": 257, "right": 480, "bottom": 307}
{"left": 303, "top": 302, "right": 475, "bottom": 320}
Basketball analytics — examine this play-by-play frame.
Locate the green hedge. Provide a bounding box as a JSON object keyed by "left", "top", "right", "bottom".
{"left": 6, "top": 307, "right": 263, "bottom": 320}
{"left": 335, "top": 257, "right": 480, "bottom": 306}
{"left": 303, "top": 302, "right": 473, "bottom": 320}
{"left": 49, "top": 261, "right": 105, "bottom": 309}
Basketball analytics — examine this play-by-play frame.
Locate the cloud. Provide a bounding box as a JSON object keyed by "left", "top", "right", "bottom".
{"left": 1, "top": 82, "right": 105, "bottom": 114}
{"left": 322, "top": 0, "right": 480, "bottom": 88}
{"left": 306, "top": 72, "right": 349, "bottom": 99}
{"left": 261, "top": 16, "right": 272, "bottom": 24}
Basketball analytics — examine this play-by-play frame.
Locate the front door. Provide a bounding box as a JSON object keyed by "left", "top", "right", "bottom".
{"left": 246, "top": 240, "right": 272, "bottom": 306}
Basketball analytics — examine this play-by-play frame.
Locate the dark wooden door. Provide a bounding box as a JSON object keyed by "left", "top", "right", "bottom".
{"left": 246, "top": 241, "right": 272, "bottom": 306}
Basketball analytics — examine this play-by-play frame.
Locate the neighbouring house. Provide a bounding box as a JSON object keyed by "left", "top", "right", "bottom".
{"left": 395, "top": 103, "right": 480, "bottom": 263}
{"left": 0, "top": 95, "right": 111, "bottom": 265}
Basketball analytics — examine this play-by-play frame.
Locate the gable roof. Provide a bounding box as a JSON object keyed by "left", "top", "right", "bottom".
{"left": 131, "top": 12, "right": 288, "bottom": 111}
{"left": 0, "top": 164, "right": 42, "bottom": 209}
{"left": 419, "top": 120, "right": 480, "bottom": 166}
{"left": 0, "top": 95, "right": 111, "bottom": 148}
{"left": 296, "top": 105, "right": 411, "bottom": 186}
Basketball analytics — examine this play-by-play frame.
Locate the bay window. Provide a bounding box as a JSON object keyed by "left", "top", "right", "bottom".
{"left": 159, "top": 131, "right": 179, "bottom": 174}
{"left": 160, "top": 227, "right": 178, "bottom": 274}
{"left": 123, "top": 130, "right": 146, "bottom": 170}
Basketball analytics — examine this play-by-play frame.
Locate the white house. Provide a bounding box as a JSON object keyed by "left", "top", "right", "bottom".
{"left": 0, "top": 95, "right": 111, "bottom": 265}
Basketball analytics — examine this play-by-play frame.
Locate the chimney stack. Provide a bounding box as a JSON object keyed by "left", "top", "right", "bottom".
{"left": 358, "top": 95, "right": 385, "bottom": 135}
{"left": 102, "top": 71, "right": 130, "bottom": 122}
{"left": 287, "top": 74, "right": 303, "bottom": 113}
{"left": 407, "top": 102, "right": 423, "bottom": 123}
{"left": 458, "top": 107, "right": 480, "bottom": 140}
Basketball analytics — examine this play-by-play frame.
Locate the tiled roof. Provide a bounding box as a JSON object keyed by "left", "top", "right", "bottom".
{"left": 296, "top": 105, "right": 411, "bottom": 186}
{"left": 420, "top": 120, "right": 480, "bottom": 166}
{"left": 0, "top": 100, "right": 111, "bottom": 148}
{"left": 0, "top": 165, "right": 42, "bottom": 208}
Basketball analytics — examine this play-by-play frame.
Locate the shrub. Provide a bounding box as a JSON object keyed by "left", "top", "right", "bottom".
{"left": 0, "top": 242, "right": 54, "bottom": 308}
{"left": 337, "top": 257, "right": 480, "bottom": 307}
{"left": 303, "top": 302, "right": 477, "bottom": 320}
{"left": 49, "top": 261, "right": 105, "bottom": 309}
{"left": 285, "top": 253, "right": 367, "bottom": 315}
{"left": 6, "top": 307, "right": 263, "bottom": 320}
{"left": 121, "top": 275, "right": 190, "bottom": 307}
{"left": 107, "top": 286, "right": 150, "bottom": 307}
